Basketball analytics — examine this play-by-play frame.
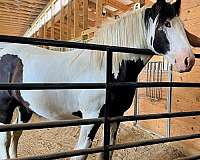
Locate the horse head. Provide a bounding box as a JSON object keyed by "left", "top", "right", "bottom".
{"left": 145, "top": 0, "right": 195, "bottom": 73}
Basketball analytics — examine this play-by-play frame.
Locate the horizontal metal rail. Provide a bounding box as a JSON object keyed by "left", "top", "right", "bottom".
{"left": 0, "top": 35, "right": 199, "bottom": 58}
{"left": 12, "top": 147, "right": 104, "bottom": 160}
{"left": 108, "top": 134, "right": 200, "bottom": 151}
{"left": 0, "top": 35, "right": 155, "bottom": 55}
{"left": 110, "top": 82, "right": 200, "bottom": 88}
{"left": 1, "top": 111, "right": 200, "bottom": 132}
{"left": 194, "top": 54, "right": 200, "bottom": 58}
{"left": 0, "top": 83, "right": 106, "bottom": 90}
{"left": 0, "top": 82, "right": 199, "bottom": 90}
{"left": 12, "top": 134, "right": 200, "bottom": 160}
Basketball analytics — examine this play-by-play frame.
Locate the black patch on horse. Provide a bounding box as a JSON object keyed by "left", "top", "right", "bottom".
{"left": 72, "top": 111, "right": 83, "bottom": 118}
{"left": 144, "top": 0, "right": 181, "bottom": 54}
{"left": 0, "top": 54, "right": 32, "bottom": 124}
{"left": 153, "top": 29, "right": 170, "bottom": 54}
{"left": 88, "top": 59, "right": 145, "bottom": 141}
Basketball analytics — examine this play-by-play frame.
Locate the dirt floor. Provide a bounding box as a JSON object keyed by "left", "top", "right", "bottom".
{"left": 17, "top": 114, "right": 188, "bottom": 160}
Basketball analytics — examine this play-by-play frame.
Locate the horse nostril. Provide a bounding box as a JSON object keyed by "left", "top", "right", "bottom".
{"left": 184, "top": 57, "right": 189, "bottom": 67}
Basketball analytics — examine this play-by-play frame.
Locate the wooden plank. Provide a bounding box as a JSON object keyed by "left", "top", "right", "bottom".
{"left": 83, "top": 0, "right": 89, "bottom": 30}
{"left": 39, "top": 26, "right": 44, "bottom": 38}
{"left": 60, "top": 0, "right": 66, "bottom": 40}
{"left": 0, "top": 0, "right": 49, "bottom": 36}
{"left": 106, "top": 0, "right": 129, "bottom": 11}
{"left": 74, "top": 0, "right": 81, "bottom": 38}
{"left": 96, "top": 0, "right": 103, "bottom": 27}
{"left": 51, "top": 0, "right": 55, "bottom": 39}
{"left": 66, "top": 2, "right": 72, "bottom": 40}
{"left": 44, "top": 24, "right": 48, "bottom": 38}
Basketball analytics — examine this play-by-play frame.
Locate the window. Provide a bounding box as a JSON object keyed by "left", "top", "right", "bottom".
{"left": 54, "top": 0, "right": 61, "bottom": 15}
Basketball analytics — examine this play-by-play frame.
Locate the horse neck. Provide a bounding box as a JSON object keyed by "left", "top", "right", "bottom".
{"left": 91, "top": 7, "right": 153, "bottom": 77}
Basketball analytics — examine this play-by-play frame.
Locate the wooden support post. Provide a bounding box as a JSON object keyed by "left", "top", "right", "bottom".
{"left": 74, "top": 0, "right": 80, "bottom": 38}
{"left": 44, "top": 24, "right": 48, "bottom": 39}
{"left": 96, "top": 0, "right": 103, "bottom": 27}
{"left": 83, "top": 0, "right": 88, "bottom": 30}
{"left": 36, "top": 31, "right": 39, "bottom": 38}
{"left": 32, "top": 33, "right": 36, "bottom": 38}
{"left": 39, "top": 27, "right": 44, "bottom": 38}
{"left": 60, "top": 0, "right": 66, "bottom": 40}
{"left": 43, "top": 24, "right": 48, "bottom": 48}
{"left": 51, "top": 1, "right": 55, "bottom": 39}
{"left": 67, "top": 2, "right": 72, "bottom": 40}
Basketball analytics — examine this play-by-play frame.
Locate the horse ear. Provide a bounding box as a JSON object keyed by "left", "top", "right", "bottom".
{"left": 173, "top": 0, "right": 181, "bottom": 15}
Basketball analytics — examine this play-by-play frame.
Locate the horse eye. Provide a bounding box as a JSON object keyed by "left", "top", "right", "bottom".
{"left": 164, "top": 21, "right": 171, "bottom": 28}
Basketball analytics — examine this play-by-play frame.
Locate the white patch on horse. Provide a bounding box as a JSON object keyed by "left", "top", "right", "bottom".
{"left": 164, "top": 17, "right": 193, "bottom": 64}
{"left": 0, "top": 123, "right": 11, "bottom": 159}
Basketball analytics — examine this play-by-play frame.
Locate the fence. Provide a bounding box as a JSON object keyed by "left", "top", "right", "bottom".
{"left": 0, "top": 35, "right": 200, "bottom": 160}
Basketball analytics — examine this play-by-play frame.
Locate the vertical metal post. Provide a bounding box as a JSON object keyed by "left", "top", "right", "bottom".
{"left": 134, "top": 78, "right": 139, "bottom": 126}
{"left": 166, "top": 64, "right": 173, "bottom": 137}
{"left": 149, "top": 62, "right": 152, "bottom": 98}
{"left": 146, "top": 62, "right": 150, "bottom": 96}
{"left": 160, "top": 62, "right": 163, "bottom": 99}
{"left": 152, "top": 62, "right": 156, "bottom": 99}
{"left": 104, "top": 48, "right": 112, "bottom": 160}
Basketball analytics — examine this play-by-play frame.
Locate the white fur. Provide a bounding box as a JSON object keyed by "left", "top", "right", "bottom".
{"left": 0, "top": 123, "right": 11, "bottom": 159}
{"left": 164, "top": 17, "right": 193, "bottom": 64}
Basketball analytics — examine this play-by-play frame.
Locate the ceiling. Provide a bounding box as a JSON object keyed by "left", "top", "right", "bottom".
{"left": 0, "top": 0, "right": 50, "bottom": 36}
{"left": 0, "top": 0, "right": 138, "bottom": 37}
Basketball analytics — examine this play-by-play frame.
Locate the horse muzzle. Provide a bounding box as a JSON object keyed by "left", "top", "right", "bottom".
{"left": 173, "top": 50, "right": 195, "bottom": 73}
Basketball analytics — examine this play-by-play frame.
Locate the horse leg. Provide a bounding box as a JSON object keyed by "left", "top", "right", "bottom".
{"left": 97, "top": 122, "right": 120, "bottom": 160}
{"left": 109, "top": 122, "right": 119, "bottom": 159}
{"left": 9, "top": 108, "right": 22, "bottom": 158}
{"left": 0, "top": 123, "right": 11, "bottom": 159}
{"left": 9, "top": 106, "right": 32, "bottom": 158}
{"left": 71, "top": 113, "right": 101, "bottom": 160}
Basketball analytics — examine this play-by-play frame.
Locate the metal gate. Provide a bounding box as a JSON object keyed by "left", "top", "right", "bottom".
{"left": 146, "top": 61, "right": 163, "bottom": 101}
{"left": 0, "top": 35, "right": 200, "bottom": 160}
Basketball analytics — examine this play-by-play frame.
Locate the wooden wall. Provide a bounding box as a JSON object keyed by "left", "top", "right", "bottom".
{"left": 133, "top": 0, "right": 200, "bottom": 154}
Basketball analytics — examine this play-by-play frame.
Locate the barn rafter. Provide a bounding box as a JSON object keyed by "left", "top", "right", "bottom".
{"left": 0, "top": 0, "right": 142, "bottom": 39}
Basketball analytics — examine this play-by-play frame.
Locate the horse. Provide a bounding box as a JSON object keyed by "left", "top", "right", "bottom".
{"left": 0, "top": 0, "right": 195, "bottom": 159}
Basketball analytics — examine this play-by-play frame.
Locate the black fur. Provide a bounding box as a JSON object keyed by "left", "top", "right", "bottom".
{"left": 88, "top": 59, "right": 145, "bottom": 141}
{"left": 153, "top": 29, "right": 170, "bottom": 54}
{"left": 0, "top": 54, "right": 33, "bottom": 124}
{"left": 72, "top": 111, "right": 83, "bottom": 118}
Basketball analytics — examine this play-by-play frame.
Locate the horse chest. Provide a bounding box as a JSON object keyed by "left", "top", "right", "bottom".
{"left": 100, "top": 59, "right": 144, "bottom": 117}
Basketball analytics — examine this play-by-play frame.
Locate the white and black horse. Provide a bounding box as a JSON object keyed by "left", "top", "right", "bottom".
{"left": 0, "top": 0, "right": 195, "bottom": 159}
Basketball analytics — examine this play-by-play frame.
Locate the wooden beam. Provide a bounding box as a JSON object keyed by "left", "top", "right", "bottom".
{"left": 51, "top": 0, "right": 55, "bottom": 39}
{"left": 39, "top": 26, "right": 44, "bottom": 38}
{"left": 106, "top": 0, "right": 130, "bottom": 11}
{"left": 96, "top": 0, "right": 103, "bottom": 27}
{"left": 83, "top": 0, "right": 89, "bottom": 30}
{"left": 60, "top": 0, "right": 66, "bottom": 40}
{"left": 74, "top": 0, "right": 81, "bottom": 38}
{"left": 67, "top": 2, "right": 72, "bottom": 40}
{"left": 0, "top": 14, "right": 36, "bottom": 22}
{"left": 44, "top": 24, "right": 48, "bottom": 38}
